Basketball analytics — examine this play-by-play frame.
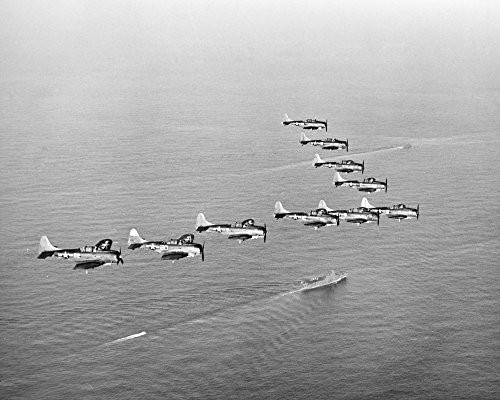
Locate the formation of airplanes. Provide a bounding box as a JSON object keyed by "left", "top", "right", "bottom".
{"left": 36, "top": 113, "right": 419, "bottom": 272}
{"left": 37, "top": 213, "right": 267, "bottom": 270}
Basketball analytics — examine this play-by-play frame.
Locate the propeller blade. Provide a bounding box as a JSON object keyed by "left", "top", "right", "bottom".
{"left": 362, "top": 160, "right": 365, "bottom": 174}
{"left": 201, "top": 241, "right": 205, "bottom": 261}
{"left": 417, "top": 204, "right": 420, "bottom": 220}
{"left": 385, "top": 178, "right": 388, "bottom": 193}
{"left": 326, "top": 119, "right": 328, "bottom": 132}
{"left": 264, "top": 224, "right": 267, "bottom": 243}
{"left": 346, "top": 139, "right": 349, "bottom": 152}
{"left": 377, "top": 212, "right": 380, "bottom": 226}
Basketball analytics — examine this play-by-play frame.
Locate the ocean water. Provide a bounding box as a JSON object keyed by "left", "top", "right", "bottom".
{"left": 1, "top": 1, "right": 499, "bottom": 399}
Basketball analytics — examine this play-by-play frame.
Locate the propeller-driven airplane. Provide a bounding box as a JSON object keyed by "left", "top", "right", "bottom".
{"left": 300, "top": 132, "right": 348, "bottom": 151}
{"left": 361, "top": 198, "right": 419, "bottom": 221}
{"left": 312, "top": 154, "right": 364, "bottom": 173}
{"left": 37, "top": 236, "right": 123, "bottom": 270}
{"left": 333, "top": 172, "right": 387, "bottom": 193}
{"left": 282, "top": 114, "right": 327, "bottom": 131}
{"left": 274, "top": 201, "right": 340, "bottom": 229}
{"left": 317, "top": 200, "right": 379, "bottom": 225}
{"left": 128, "top": 229, "right": 205, "bottom": 261}
{"left": 195, "top": 213, "right": 267, "bottom": 243}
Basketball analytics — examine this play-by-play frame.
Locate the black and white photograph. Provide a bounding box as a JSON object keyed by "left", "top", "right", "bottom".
{"left": 1, "top": 0, "right": 499, "bottom": 398}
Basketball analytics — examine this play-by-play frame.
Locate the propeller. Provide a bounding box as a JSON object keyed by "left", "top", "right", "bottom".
{"left": 385, "top": 178, "right": 388, "bottom": 193}
{"left": 377, "top": 212, "right": 380, "bottom": 226}
{"left": 263, "top": 224, "right": 267, "bottom": 243}
{"left": 417, "top": 204, "right": 420, "bottom": 220}
{"left": 362, "top": 160, "right": 365, "bottom": 174}
{"left": 346, "top": 139, "right": 349, "bottom": 152}
{"left": 201, "top": 241, "right": 205, "bottom": 261}
{"left": 117, "top": 247, "right": 124, "bottom": 265}
{"left": 325, "top": 119, "right": 328, "bottom": 132}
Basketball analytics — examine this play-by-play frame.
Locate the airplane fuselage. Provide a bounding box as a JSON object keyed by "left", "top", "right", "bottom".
{"left": 196, "top": 224, "right": 266, "bottom": 241}
{"left": 314, "top": 160, "right": 363, "bottom": 173}
{"left": 274, "top": 212, "right": 308, "bottom": 220}
{"left": 284, "top": 119, "right": 326, "bottom": 130}
{"left": 386, "top": 208, "right": 419, "bottom": 220}
{"left": 39, "top": 249, "right": 121, "bottom": 263}
{"left": 335, "top": 180, "right": 387, "bottom": 193}
{"left": 301, "top": 138, "right": 348, "bottom": 151}
{"left": 137, "top": 241, "right": 203, "bottom": 257}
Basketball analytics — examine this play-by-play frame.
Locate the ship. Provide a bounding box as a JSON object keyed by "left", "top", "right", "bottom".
{"left": 299, "top": 270, "right": 347, "bottom": 292}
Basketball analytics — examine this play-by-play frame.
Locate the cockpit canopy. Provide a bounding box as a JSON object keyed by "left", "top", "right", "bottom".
{"left": 364, "top": 177, "right": 376, "bottom": 183}
{"left": 168, "top": 233, "right": 194, "bottom": 245}
{"left": 242, "top": 218, "right": 255, "bottom": 227}
{"left": 178, "top": 233, "right": 194, "bottom": 244}
{"left": 85, "top": 239, "right": 113, "bottom": 252}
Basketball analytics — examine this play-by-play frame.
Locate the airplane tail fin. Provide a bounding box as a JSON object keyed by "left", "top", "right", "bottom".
{"left": 300, "top": 132, "right": 310, "bottom": 144}
{"left": 38, "top": 236, "right": 59, "bottom": 258}
{"left": 361, "top": 197, "right": 374, "bottom": 209}
{"left": 333, "top": 172, "right": 346, "bottom": 183}
{"left": 274, "top": 201, "right": 289, "bottom": 215}
{"left": 313, "top": 154, "right": 323, "bottom": 167}
{"left": 128, "top": 228, "right": 146, "bottom": 248}
{"left": 195, "top": 213, "right": 213, "bottom": 230}
{"left": 318, "top": 199, "right": 334, "bottom": 212}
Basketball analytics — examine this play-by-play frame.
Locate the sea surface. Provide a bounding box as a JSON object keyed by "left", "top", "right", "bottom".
{"left": 1, "top": 1, "right": 499, "bottom": 399}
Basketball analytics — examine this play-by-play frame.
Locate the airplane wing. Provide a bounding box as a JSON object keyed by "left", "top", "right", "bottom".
{"left": 228, "top": 234, "right": 253, "bottom": 242}
{"left": 303, "top": 222, "right": 326, "bottom": 228}
{"left": 161, "top": 252, "right": 189, "bottom": 261}
{"left": 73, "top": 260, "right": 106, "bottom": 270}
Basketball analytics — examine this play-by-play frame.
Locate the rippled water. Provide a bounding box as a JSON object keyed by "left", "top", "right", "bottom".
{"left": 1, "top": 1, "right": 500, "bottom": 399}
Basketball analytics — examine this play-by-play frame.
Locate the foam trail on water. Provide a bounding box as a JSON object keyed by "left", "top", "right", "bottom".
{"left": 108, "top": 331, "right": 146, "bottom": 344}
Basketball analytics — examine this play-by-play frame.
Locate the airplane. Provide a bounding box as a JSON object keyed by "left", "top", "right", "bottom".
{"left": 300, "top": 132, "right": 348, "bottom": 151}
{"left": 37, "top": 236, "right": 123, "bottom": 270}
{"left": 333, "top": 172, "right": 387, "bottom": 193}
{"left": 361, "top": 198, "right": 419, "bottom": 221}
{"left": 128, "top": 229, "right": 205, "bottom": 261}
{"left": 282, "top": 114, "right": 327, "bottom": 131}
{"left": 316, "top": 200, "right": 379, "bottom": 225}
{"left": 274, "top": 201, "right": 339, "bottom": 229}
{"left": 273, "top": 201, "right": 308, "bottom": 220}
{"left": 312, "top": 154, "right": 364, "bottom": 173}
{"left": 195, "top": 213, "right": 267, "bottom": 243}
